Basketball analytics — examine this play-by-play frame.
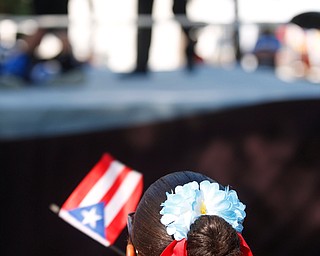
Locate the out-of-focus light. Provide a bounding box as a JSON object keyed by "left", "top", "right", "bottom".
{"left": 275, "top": 60, "right": 307, "bottom": 82}
{"left": 68, "top": 0, "right": 92, "bottom": 22}
{"left": 306, "top": 29, "right": 320, "bottom": 67}
{"left": 240, "top": 24, "right": 259, "bottom": 53}
{"left": 105, "top": 26, "right": 136, "bottom": 71}
{"left": 68, "top": 0, "right": 92, "bottom": 61}
{"left": 149, "top": 22, "right": 181, "bottom": 71}
{"left": 19, "top": 19, "right": 39, "bottom": 35}
{"left": 241, "top": 53, "right": 258, "bottom": 72}
{"left": 188, "top": 0, "right": 234, "bottom": 24}
{"left": 275, "top": 66, "right": 296, "bottom": 82}
{"left": 307, "top": 67, "right": 320, "bottom": 83}
{"left": 36, "top": 33, "right": 63, "bottom": 59}
{"left": 292, "top": 60, "right": 307, "bottom": 78}
{"left": 284, "top": 24, "right": 306, "bottom": 52}
{"left": 239, "top": 0, "right": 320, "bottom": 23}
{"left": 0, "top": 19, "right": 18, "bottom": 48}
{"left": 196, "top": 26, "right": 223, "bottom": 63}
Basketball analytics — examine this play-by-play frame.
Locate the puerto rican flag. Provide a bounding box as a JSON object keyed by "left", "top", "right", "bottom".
{"left": 58, "top": 153, "right": 143, "bottom": 246}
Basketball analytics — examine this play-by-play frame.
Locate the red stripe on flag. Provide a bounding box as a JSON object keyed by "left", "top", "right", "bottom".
{"left": 105, "top": 177, "right": 143, "bottom": 245}
{"left": 99, "top": 166, "right": 131, "bottom": 205}
{"left": 62, "top": 154, "right": 114, "bottom": 210}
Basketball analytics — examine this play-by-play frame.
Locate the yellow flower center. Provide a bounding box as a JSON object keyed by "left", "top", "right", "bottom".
{"left": 200, "top": 201, "right": 207, "bottom": 214}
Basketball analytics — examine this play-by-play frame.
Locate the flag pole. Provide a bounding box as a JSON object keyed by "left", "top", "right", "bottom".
{"left": 109, "top": 245, "right": 126, "bottom": 256}
{"left": 49, "top": 204, "right": 126, "bottom": 256}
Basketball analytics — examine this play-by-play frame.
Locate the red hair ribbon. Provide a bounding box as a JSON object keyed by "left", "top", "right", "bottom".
{"left": 160, "top": 234, "right": 253, "bottom": 256}
{"left": 238, "top": 233, "right": 253, "bottom": 256}
{"left": 160, "top": 238, "right": 187, "bottom": 256}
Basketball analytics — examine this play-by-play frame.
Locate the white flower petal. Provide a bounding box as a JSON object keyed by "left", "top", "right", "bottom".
{"left": 161, "top": 214, "right": 177, "bottom": 225}
{"left": 166, "top": 225, "right": 176, "bottom": 235}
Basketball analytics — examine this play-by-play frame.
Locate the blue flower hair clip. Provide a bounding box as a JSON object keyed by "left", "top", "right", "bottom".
{"left": 160, "top": 180, "right": 246, "bottom": 241}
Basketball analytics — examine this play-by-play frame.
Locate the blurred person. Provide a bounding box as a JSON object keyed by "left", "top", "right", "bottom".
{"left": 290, "top": 12, "right": 320, "bottom": 30}
{"left": 28, "top": 0, "right": 82, "bottom": 83}
{"left": 126, "top": 171, "right": 253, "bottom": 256}
{"left": 1, "top": 0, "right": 83, "bottom": 85}
{"left": 252, "top": 27, "right": 281, "bottom": 68}
{"left": 275, "top": 12, "right": 320, "bottom": 82}
{"left": 131, "top": 0, "right": 197, "bottom": 75}
{"left": 290, "top": 12, "right": 320, "bottom": 82}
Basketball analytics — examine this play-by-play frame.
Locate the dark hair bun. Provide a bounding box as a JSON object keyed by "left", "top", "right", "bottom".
{"left": 187, "top": 215, "right": 241, "bottom": 256}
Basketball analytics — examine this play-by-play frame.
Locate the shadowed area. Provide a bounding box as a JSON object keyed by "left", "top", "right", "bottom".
{"left": 1, "top": 99, "right": 320, "bottom": 255}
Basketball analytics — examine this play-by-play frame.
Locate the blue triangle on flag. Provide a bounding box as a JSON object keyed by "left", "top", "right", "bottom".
{"left": 68, "top": 202, "right": 105, "bottom": 238}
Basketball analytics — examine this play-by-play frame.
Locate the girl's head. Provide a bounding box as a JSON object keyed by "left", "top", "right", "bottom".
{"left": 127, "top": 171, "right": 251, "bottom": 256}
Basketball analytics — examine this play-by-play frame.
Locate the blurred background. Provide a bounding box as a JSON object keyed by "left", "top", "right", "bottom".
{"left": 1, "top": 0, "right": 320, "bottom": 255}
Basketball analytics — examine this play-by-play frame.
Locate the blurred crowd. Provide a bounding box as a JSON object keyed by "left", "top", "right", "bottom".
{"left": 241, "top": 12, "right": 320, "bottom": 83}
{"left": 1, "top": 1, "right": 320, "bottom": 85}
{"left": 0, "top": 27, "right": 84, "bottom": 86}
{"left": 0, "top": 0, "right": 84, "bottom": 87}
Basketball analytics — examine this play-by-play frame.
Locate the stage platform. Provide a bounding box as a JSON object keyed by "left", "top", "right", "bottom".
{"left": 1, "top": 64, "right": 320, "bottom": 140}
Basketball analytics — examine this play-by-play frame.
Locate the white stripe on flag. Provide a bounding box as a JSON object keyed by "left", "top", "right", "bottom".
{"left": 79, "top": 160, "right": 124, "bottom": 207}
{"left": 104, "top": 170, "right": 142, "bottom": 227}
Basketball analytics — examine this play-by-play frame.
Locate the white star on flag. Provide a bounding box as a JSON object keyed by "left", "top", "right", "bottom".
{"left": 81, "top": 207, "right": 102, "bottom": 229}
